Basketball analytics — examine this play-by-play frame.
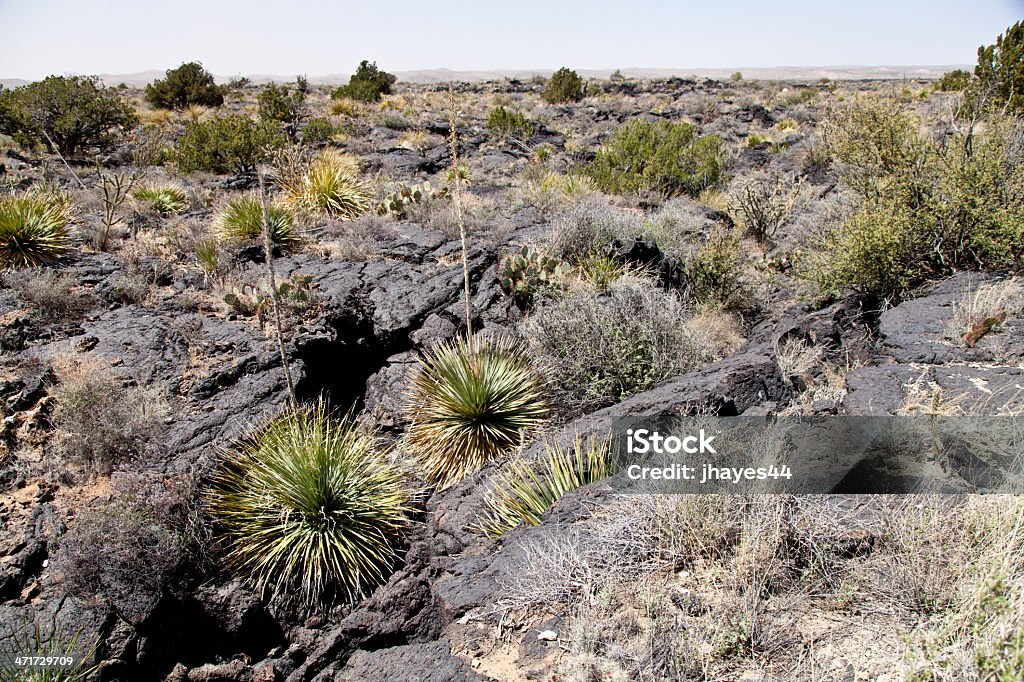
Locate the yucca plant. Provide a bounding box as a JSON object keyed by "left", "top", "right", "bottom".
{"left": 215, "top": 193, "right": 298, "bottom": 247}
{"left": 208, "top": 401, "right": 409, "bottom": 606}
{"left": 0, "top": 617, "right": 100, "bottom": 681}
{"left": 280, "top": 149, "right": 371, "bottom": 219}
{"left": 131, "top": 183, "right": 188, "bottom": 216}
{"left": 578, "top": 250, "right": 629, "bottom": 292}
{"left": 0, "top": 191, "right": 73, "bottom": 268}
{"left": 478, "top": 433, "right": 615, "bottom": 537}
{"left": 405, "top": 335, "right": 548, "bottom": 488}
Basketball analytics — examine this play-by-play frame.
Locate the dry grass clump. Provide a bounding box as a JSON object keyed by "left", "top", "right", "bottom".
{"left": 315, "top": 213, "right": 399, "bottom": 260}
{"left": 683, "top": 309, "right": 746, "bottom": 361}
{"left": 514, "top": 169, "right": 599, "bottom": 217}
{"left": 415, "top": 191, "right": 497, "bottom": 238}
{"left": 945, "top": 277, "right": 1024, "bottom": 347}
{"left": 397, "top": 129, "right": 443, "bottom": 155}
{"left": 774, "top": 336, "right": 851, "bottom": 414}
{"left": 543, "top": 195, "right": 643, "bottom": 263}
{"left": 499, "top": 494, "right": 1024, "bottom": 680}
{"left": 50, "top": 356, "right": 167, "bottom": 478}
{"left": 876, "top": 497, "right": 1024, "bottom": 680}
{"left": 54, "top": 472, "right": 207, "bottom": 621}
{"left": 9, "top": 271, "right": 94, "bottom": 321}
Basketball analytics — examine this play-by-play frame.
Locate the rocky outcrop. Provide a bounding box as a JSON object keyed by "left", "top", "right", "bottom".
{"left": 335, "top": 640, "right": 487, "bottom": 682}
{"left": 844, "top": 272, "right": 1024, "bottom": 415}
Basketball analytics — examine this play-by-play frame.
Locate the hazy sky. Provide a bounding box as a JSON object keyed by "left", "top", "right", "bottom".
{"left": 1, "top": 0, "right": 1022, "bottom": 79}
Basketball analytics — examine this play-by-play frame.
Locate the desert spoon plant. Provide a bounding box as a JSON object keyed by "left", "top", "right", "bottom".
{"left": 405, "top": 334, "right": 548, "bottom": 488}
{"left": 209, "top": 401, "right": 409, "bottom": 606}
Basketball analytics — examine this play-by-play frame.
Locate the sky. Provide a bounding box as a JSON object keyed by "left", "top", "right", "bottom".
{"left": 0, "top": 0, "right": 1022, "bottom": 79}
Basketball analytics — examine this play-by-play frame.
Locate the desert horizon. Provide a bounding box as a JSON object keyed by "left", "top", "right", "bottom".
{"left": 0, "top": 64, "right": 969, "bottom": 89}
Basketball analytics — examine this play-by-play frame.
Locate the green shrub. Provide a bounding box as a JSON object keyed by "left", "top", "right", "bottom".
{"left": 975, "top": 21, "right": 1024, "bottom": 114}
{"left": 487, "top": 106, "right": 534, "bottom": 139}
{"left": 0, "top": 75, "right": 138, "bottom": 156}
{"left": 543, "top": 67, "right": 585, "bottom": 104}
{"left": 683, "top": 228, "right": 746, "bottom": 306}
{"left": 935, "top": 69, "right": 972, "bottom": 92}
{"left": 0, "top": 190, "right": 73, "bottom": 268}
{"left": 280, "top": 149, "right": 371, "bottom": 219}
{"left": 331, "top": 60, "right": 396, "bottom": 103}
{"left": 144, "top": 62, "right": 224, "bottom": 109}
{"left": 812, "top": 99, "right": 1024, "bottom": 299}
{"left": 131, "top": 183, "right": 188, "bottom": 216}
{"left": 258, "top": 82, "right": 305, "bottom": 137}
{"left": 174, "top": 114, "right": 285, "bottom": 175}
{"left": 301, "top": 116, "right": 335, "bottom": 145}
{"left": 585, "top": 119, "right": 725, "bottom": 198}
{"left": 216, "top": 193, "right": 298, "bottom": 247}
{"left": 379, "top": 113, "right": 412, "bottom": 130}
{"left": 522, "top": 280, "right": 709, "bottom": 415}
{"left": 405, "top": 335, "right": 548, "bottom": 489}
{"left": 479, "top": 433, "right": 614, "bottom": 537}
{"left": 209, "top": 401, "right": 409, "bottom": 605}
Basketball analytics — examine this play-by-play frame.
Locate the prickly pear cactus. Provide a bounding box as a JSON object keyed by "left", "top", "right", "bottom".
{"left": 377, "top": 182, "right": 447, "bottom": 217}
{"left": 498, "top": 245, "right": 568, "bottom": 304}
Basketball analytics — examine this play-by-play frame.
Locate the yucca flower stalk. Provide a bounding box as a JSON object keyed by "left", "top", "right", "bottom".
{"left": 405, "top": 335, "right": 548, "bottom": 488}
{"left": 0, "top": 191, "right": 74, "bottom": 268}
{"left": 479, "top": 433, "right": 615, "bottom": 537}
{"left": 208, "top": 401, "right": 409, "bottom": 606}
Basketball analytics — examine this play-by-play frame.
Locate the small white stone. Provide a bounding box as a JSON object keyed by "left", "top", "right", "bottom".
{"left": 537, "top": 630, "right": 557, "bottom": 641}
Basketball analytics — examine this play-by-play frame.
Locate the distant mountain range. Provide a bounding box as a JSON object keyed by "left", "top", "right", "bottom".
{"left": 0, "top": 65, "right": 967, "bottom": 89}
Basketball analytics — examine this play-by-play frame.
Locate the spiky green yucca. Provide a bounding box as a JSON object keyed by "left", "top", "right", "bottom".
{"left": 216, "top": 193, "right": 298, "bottom": 247}
{"left": 0, "top": 192, "right": 73, "bottom": 268}
{"left": 406, "top": 335, "right": 548, "bottom": 489}
{"left": 132, "top": 183, "right": 188, "bottom": 216}
{"left": 282, "top": 149, "right": 371, "bottom": 220}
{"left": 0, "top": 618, "right": 100, "bottom": 681}
{"left": 209, "top": 402, "right": 409, "bottom": 606}
{"left": 480, "top": 434, "right": 614, "bottom": 537}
